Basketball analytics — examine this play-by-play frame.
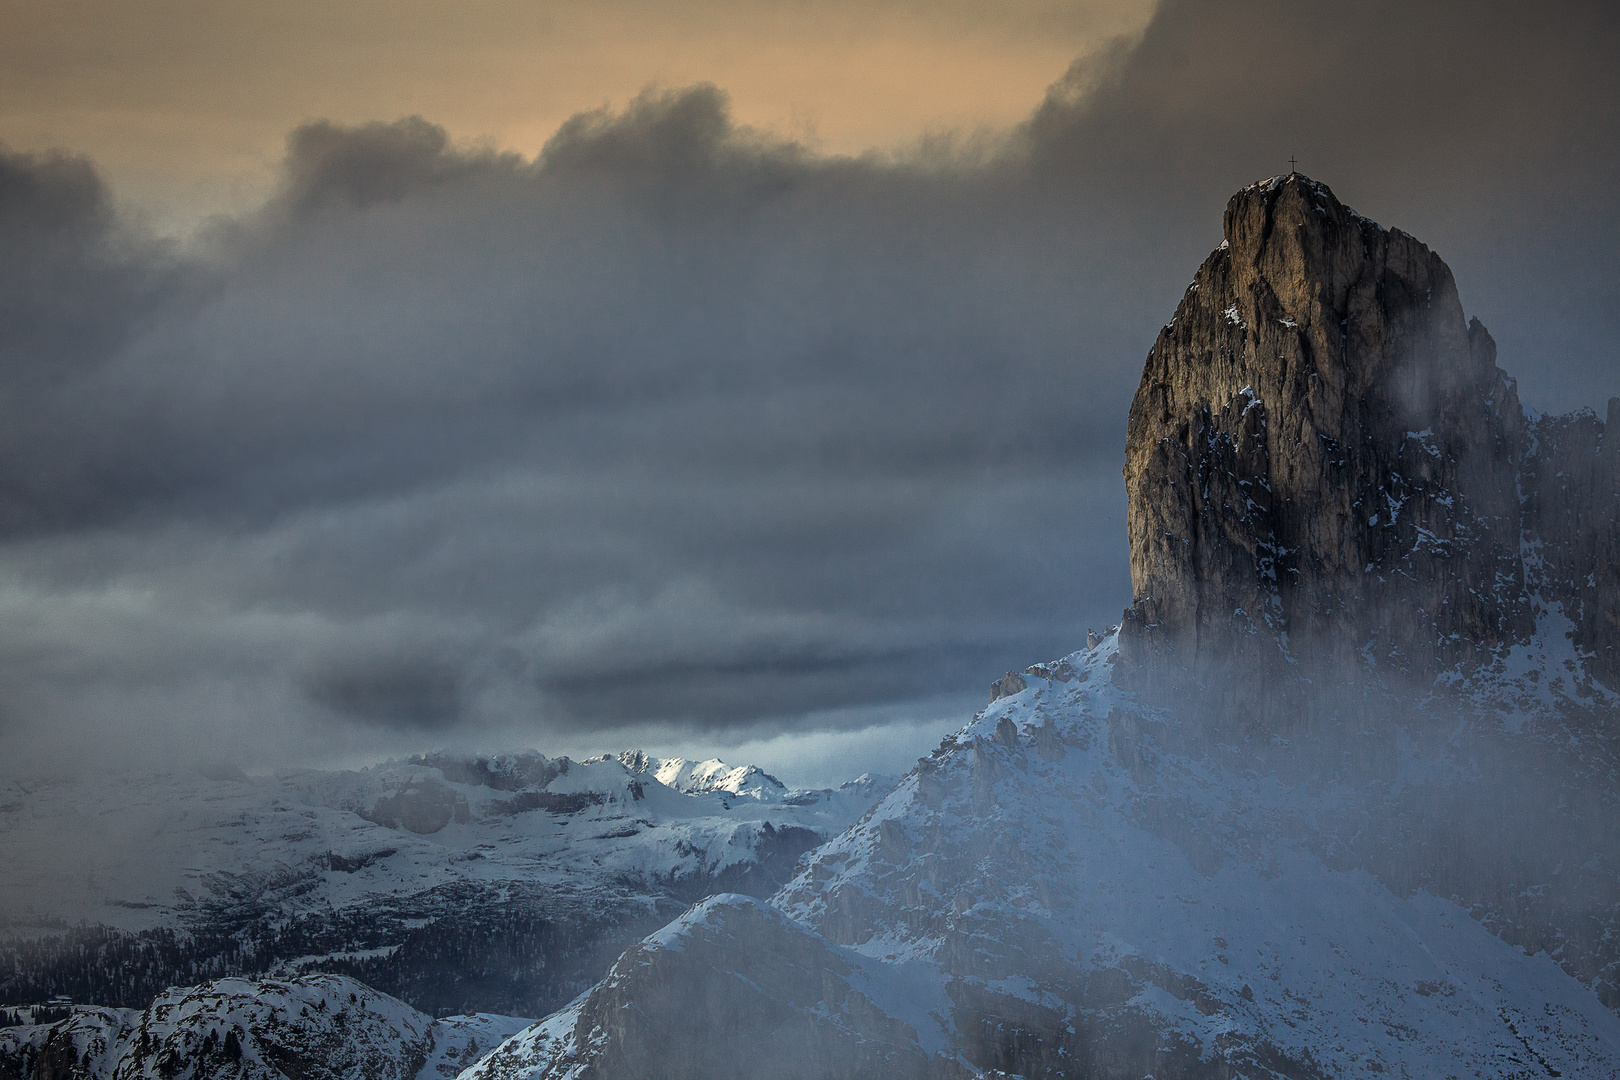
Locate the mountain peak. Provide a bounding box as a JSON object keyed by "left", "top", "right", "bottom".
{"left": 1231, "top": 170, "right": 1342, "bottom": 207}
{"left": 615, "top": 749, "right": 787, "bottom": 796}
{"left": 1117, "top": 176, "right": 1617, "bottom": 725}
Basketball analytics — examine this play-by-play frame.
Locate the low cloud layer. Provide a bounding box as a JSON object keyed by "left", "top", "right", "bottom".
{"left": 1, "top": 0, "right": 1616, "bottom": 779}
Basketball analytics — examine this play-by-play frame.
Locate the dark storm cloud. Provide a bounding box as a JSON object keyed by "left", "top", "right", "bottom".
{"left": 305, "top": 655, "right": 466, "bottom": 730}
{"left": 0, "top": 0, "right": 1615, "bottom": 773}
{"left": 0, "top": 145, "right": 189, "bottom": 543}
{"left": 0, "top": 146, "right": 145, "bottom": 378}
{"left": 278, "top": 115, "right": 521, "bottom": 216}
{"left": 1019, "top": 0, "right": 1620, "bottom": 409}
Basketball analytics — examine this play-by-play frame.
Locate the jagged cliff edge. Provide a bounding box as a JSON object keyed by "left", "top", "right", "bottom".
{"left": 1116, "top": 173, "right": 1618, "bottom": 730}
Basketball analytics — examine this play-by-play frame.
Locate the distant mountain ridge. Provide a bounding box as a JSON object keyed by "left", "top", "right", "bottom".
{"left": 0, "top": 750, "right": 891, "bottom": 1020}
{"left": 613, "top": 750, "right": 787, "bottom": 799}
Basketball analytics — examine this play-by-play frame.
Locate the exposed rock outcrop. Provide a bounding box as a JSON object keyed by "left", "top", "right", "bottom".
{"left": 1522, "top": 401, "right": 1620, "bottom": 689}
{"left": 1116, "top": 173, "right": 1616, "bottom": 724}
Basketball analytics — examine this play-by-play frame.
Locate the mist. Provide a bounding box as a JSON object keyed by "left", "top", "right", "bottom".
{"left": 1, "top": 0, "right": 1617, "bottom": 781}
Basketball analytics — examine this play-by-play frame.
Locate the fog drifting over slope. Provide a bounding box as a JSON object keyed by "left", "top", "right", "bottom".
{"left": 1, "top": 0, "right": 1616, "bottom": 780}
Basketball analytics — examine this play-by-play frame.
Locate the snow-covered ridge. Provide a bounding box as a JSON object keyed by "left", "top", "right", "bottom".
{"left": 457, "top": 893, "right": 960, "bottom": 1080}
{"left": 463, "top": 627, "right": 1620, "bottom": 1078}
{"left": 0, "top": 749, "right": 893, "bottom": 1018}
{"left": 0, "top": 748, "right": 883, "bottom": 928}
{"left": 611, "top": 750, "right": 785, "bottom": 799}
{"left": 0, "top": 973, "right": 528, "bottom": 1080}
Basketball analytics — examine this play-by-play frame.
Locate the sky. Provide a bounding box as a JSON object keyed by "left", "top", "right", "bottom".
{"left": 1, "top": 0, "right": 1617, "bottom": 785}
{"left": 0, "top": 0, "right": 1160, "bottom": 234}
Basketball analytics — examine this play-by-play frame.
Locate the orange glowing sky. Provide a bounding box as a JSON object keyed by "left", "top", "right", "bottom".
{"left": 1, "top": 0, "right": 1158, "bottom": 231}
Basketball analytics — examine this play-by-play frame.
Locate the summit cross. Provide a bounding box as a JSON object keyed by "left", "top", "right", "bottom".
{"left": 1289, "top": 156, "right": 1298, "bottom": 174}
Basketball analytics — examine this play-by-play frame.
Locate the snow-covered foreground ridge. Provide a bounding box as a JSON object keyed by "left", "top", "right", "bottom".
{"left": 468, "top": 631, "right": 1620, "bottom": 1079}
{"left": 0, "top": 749, "right": 890, "bottom": 1018}
{"left": 8, "top": 628, "right": 1615, "bottom": 1079}
{"left": 0, "top": 972, "right": 527, "bottom": 1080}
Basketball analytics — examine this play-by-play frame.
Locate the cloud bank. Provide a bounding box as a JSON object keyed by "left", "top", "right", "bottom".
{"left": 1, "top": 0, "right": 1616, "bottom": 779}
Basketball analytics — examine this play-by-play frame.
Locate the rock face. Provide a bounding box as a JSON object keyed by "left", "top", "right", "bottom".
{"left": 1522, "top": 402, "right": 1620, "bottom": 690}
{"left": 1118, "top": 173, "right": 1616, "bottom": 721}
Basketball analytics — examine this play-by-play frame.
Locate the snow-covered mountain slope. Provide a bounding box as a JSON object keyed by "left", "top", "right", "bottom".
{"left": 459, "top": 893, "right": 959, "bottom": 1080}
{"left": 618, "top": 751, "right": 790, "bottom": 799}
{"left": 0, "top": 751, "right": 890, "bottom": 1017}
{"left": 0, "top": 973, "right": 527, "bottom": 1080}
{"left": 0, "top": 1005, "right": 136, "bottom": 1080}
{"left": 465, "top": 630, "right": 1620, "bottom": 1079}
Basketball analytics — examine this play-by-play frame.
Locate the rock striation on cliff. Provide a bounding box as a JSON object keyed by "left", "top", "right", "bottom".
{"left": 1117, "top": 173, "right": 1618, "bottom": 723}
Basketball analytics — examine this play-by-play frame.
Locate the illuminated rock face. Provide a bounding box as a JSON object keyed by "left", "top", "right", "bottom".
{"left": 1117, "top": 173, "right": 1617, "bottom": 721}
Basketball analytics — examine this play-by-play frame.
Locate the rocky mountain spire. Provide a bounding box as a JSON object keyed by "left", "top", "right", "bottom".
{"left": 1116, "top": 174, "right": 1616, "bottom": 720}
